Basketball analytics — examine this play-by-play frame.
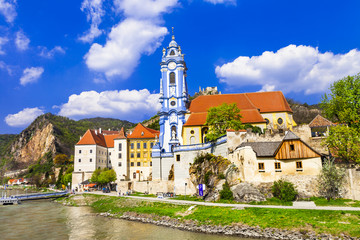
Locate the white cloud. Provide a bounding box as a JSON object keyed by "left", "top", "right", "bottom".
{"left": 113, "top": 0, "right": 178, "bottom": 19}
{"left": 0, "top": 36, "right": 8, "bottom": 54}
{"left": 0, "top": 60, "right": 12, "bottom": 75}
{"left": 20, "top": 67, "right": 44, "bottom": 86}
{"left": 84, "top": 0, "right": 178, "bottom": 80}
{"left": 85, "top": 18, "right": 167, "bottom": 78}
{"left": 39, "top": 46, "right": 65, "bottom": 58}
{"left": 204, "top": 0, "right": 236, "bottom": 5}
{"left": 0, "top": 0, "right": 16, "bottom": 23}
{"left": 15, "top": 30, "right": 30, "bottom": 51}
{"left": 215, "top": 45, "right": 360, "bottom": 95}
{"left": 5, "top": 107, "right": 44, "bottom": 127}
{"left": 79, "top": 0, "right": 104, "bottom": 43}
{"left": 57, "top": 89, "right": 161, "bottom": 122}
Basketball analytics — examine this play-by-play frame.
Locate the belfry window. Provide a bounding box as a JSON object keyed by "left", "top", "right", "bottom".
{"left": 170, "top": 72, "right": 175, "bottom": 84}
{"left": 170, "top": 50, "right": 175, "bottom": 55}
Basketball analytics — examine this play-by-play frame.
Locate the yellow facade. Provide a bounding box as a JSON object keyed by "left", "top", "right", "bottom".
{"left": 128, "top": 138, "right": 156, "bottom": 168}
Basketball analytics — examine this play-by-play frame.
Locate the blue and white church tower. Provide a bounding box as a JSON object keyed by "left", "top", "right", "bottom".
{"left": 152, "top": 33, "right": 189, "bottom": 181}
{"left": 157, "top": 34, "right": 189, "bottom": 153}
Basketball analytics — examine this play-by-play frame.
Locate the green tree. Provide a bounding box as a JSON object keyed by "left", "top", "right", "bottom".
{"left": 97, "top": 169, "right": 117, "bottom": 186}
{"left": 321, "top": 74, "right": 360, "bottom": 128}
{"left": 90, "top": 168, "right": 102, "bottom": 183}
{"left": 323, "top": 125, "right": 360, "bottom": 163}
{"left": 54, "top": 154, "right": 69, "bottom": 166}
{"left": 62, "top": 172, "right": 72, "bottom": 186}
{"left": 205, "top": 103, "right": 243, "bottom": 141}
{"left": 318, "top": 157, "right": 346, "bottom": 201}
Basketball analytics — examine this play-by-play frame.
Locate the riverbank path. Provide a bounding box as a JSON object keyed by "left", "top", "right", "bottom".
{"left": 79, "top": 191, "right": 360, "bottom": 211}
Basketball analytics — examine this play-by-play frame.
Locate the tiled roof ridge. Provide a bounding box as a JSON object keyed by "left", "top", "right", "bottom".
{"left": 309, "top": 114, "right": 335, "bottom": 127}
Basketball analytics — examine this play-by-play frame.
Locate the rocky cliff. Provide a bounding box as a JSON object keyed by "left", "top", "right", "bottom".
{"left": 1, "top": 113, "right": 135, "bottom": 171}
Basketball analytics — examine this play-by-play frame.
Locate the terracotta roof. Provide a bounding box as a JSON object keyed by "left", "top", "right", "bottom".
{"left": 309, "top": 115, "right": 335, "bottom": 128}
{"left": 245, "top": 91, "right": 292, "bottom": 113}
{"left": 189, "top": 91, "right": 292, "bottom": 113}
{"left": 183, "top": 109, "right": 266, "bottom": 126}
{"left": 77, "top": 129, "right": 126, "bottom": 148}
{"left": 127, "top": 123, "right": 160, "bottom": 139}
{"left": 183, "top": 112, "right": 207, "bottom": 126}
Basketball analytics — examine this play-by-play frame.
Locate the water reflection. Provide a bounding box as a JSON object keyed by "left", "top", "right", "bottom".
{"left": 0, "top": 190, "right": 253, "bottom": 240}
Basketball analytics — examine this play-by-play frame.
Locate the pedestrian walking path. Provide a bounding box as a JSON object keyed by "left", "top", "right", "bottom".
{"left": 82, "top": 191, "right": 360, "bottom": 211}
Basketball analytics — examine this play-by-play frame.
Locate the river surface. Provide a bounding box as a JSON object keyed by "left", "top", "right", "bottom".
{"left": 0, "top": 189, "right": 253, "bottom": 240}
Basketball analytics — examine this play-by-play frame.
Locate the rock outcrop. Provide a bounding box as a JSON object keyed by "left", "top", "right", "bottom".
{"left": 231, "top": 182, "right": 266, "bottom": 202}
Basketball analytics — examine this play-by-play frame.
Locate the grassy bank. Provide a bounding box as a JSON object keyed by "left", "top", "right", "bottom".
{"left": 60, "top": 194, "right": 360, "bottom": 238}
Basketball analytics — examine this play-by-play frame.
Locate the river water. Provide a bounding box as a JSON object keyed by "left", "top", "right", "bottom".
{"left": 0, "top": 189, "right": 251, "bottom": 240}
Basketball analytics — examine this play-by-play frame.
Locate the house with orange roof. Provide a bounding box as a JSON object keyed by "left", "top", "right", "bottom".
{"left": 73, "top": 127, "right": 129, "bottom": 189}
{"left": 127, "top": 123, "right": 160, "bottom": 181}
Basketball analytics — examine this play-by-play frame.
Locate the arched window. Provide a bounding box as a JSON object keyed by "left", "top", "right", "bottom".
{"left": 170, "top": 72, "right": 175, "bottom": 84}
{"left": 170, "top": 50, "right": 175, "bottom": 55}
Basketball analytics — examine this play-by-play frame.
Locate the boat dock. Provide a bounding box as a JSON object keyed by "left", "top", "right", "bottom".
{"left": 11, "top": 191, "right": 69, "bottom": 201}
{"left": 0, "top": 197, "right": 19, "bottom": 205}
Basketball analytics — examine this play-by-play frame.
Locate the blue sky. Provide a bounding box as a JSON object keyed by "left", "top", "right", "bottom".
{"left": 1, "top": 0, "right": 360, "bottom": 134}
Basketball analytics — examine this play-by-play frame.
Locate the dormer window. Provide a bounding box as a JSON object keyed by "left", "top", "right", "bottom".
{"left": 141, "top": 131, "right": 144, "bottom": 136}
{"left": 170, "top": 50, "right": 175, "bottom": 55}
{"left": 170, "top": 72, "right": 175, "bottom": 84}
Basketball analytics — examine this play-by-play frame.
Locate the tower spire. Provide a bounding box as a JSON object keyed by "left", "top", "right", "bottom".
{"left": 172, "top": 27, "right": 175, "bottom": 40}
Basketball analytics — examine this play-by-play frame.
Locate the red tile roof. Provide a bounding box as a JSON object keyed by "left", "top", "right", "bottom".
{"left": 184, "top": 109, "right": 266, "bottom": 126}
{"left": 189, "top": 91, "right": 292, "bottom": 113}
{"left": 76, "top": 128, "right": 126, "bottom": 148}
{"left": 185, "top": 91, "right": 291, "bottom": 126}
{"left": 127, "top": 123, "right": 160, "bottom": 139}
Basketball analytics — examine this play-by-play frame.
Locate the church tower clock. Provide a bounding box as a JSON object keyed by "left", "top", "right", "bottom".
{"left": 158, "top": 34, "right": 189, "bottom": 153}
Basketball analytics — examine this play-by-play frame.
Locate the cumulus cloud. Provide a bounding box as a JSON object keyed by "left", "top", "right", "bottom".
{"left": 85, "top": 19, "right": 167, "bottom": 78}
{"left": 5, "top": 107, "right": 44, "bottom": 127}
{"left": 0, "top": 0, "right": 16, "bottom": 23}
{"left": 215, "top": 45, "right": 360, "bottom": 95}
{"left": 20, "top": 67, "right": 44, "bottom": 86}
{"left": 0, "top": 36, "right": 8, "bottom": 54}
{"left": 57, "top": 89, "right": 161, "bottom": 122}
{"left": 84, "top": 0, "right": 178, "bottom": 80}
{"left": 39, "top": 46, "right": 65, "bottom": 58}
{"left": 15, "top": 30, "right": 30, "bottom": 51}
{"left": 204, "top": 0, "right": 237, "bottom": 5}
{"left": 113, "top": 0, "right": 178, "bottom": 19}
{"left": 79, "top": 0, "right": 105, "bottom": 43}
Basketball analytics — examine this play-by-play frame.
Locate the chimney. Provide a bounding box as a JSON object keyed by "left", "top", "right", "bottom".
{"left": 99, "top": 128, "right": 102, "bottom": 134}
{"left": 95, "top": 130, "right": 98, "bottom": 135}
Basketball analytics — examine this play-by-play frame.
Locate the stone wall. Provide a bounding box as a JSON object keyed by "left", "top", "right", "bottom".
{"left": 343, "top": 167, "right": 360, "bottom": 201}
{"left": 116, "top": 180, "right": 174, "bottom": 195}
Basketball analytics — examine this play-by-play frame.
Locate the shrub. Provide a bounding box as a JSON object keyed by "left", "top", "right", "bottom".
{"left": 317, "top": 157, "right": 346, "bottom": 201}
{"left": 204, "top": 171, "right": 213, "bottom": 185}
{"left": 272, "top": 179, "right": 297, "bottom": 201}
{"left": 220, "top": 182, "right": 234, "bottom": 200}
{"left": 218, "top": 173, "right": 226, "bottom": 179}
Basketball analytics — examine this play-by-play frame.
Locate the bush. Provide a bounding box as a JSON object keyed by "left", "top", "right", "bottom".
{"left": 220, "top": 182, "right": 234, "bottom": 200}
{"left": 272, "top": 179, "right": 297, "bottom": 201}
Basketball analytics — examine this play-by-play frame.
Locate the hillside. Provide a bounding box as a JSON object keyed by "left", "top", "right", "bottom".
{"left": 0, "top": 113, "right": 135, "bottom": 171}
{"left": 286, "top": 98, "right": 322, "bottom": 124}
